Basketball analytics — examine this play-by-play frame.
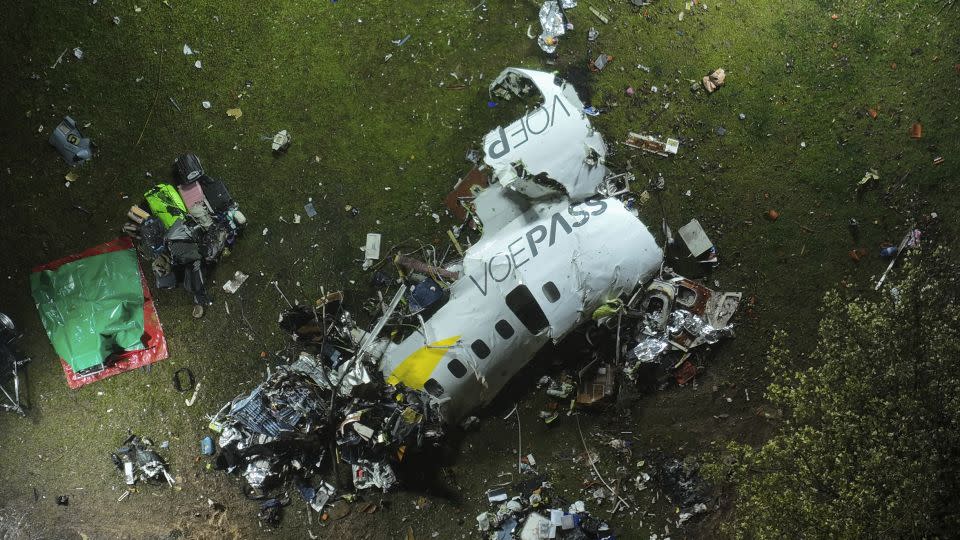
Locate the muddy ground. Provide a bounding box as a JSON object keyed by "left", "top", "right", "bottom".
{"left": 0, "top": 0, "right": 957, "bottom": 538}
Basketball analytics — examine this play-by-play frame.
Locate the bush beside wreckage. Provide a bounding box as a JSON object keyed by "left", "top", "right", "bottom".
{"left": 197, "top": 68, "right": 739, "bottom": 532}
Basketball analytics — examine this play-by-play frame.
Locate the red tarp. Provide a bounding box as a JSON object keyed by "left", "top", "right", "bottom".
{"left": 33, "top": 237, "right": 168, "bottom": 389}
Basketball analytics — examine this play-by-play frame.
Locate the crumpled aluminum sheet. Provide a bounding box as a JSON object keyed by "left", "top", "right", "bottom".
{"left": 561, "top": 0, "right": 577, "bottom": 7}
{"left": 630, "top": 337, "right": 669, "bottom": 363}
{"left": 668, "top": 309, "right": 732, "bottom": 345}
{"left": 352, "top": 460, "right": 398, "bottom": 492}
{"left": 310, "top": 481, "right": 337, "bottom": 512}
{"left": 701, "top": 324, "right": 733, "bottom": 344}
{"left": 218, "top": 425, "right": 246, "bottom": 449}
{"left": 335, "top": 359, "right": 373, "bottom": 396}
{"left": 538, "top": 1, "right": 565, "bottom": 53}
{"left": 244, "top": 458, "right": 274, "bottom": 489}
{"left": 666, "top": 309, "right": 692, "bottom": 335}
{"left": 289, "top": 352, "right": 335, "bottom": 390}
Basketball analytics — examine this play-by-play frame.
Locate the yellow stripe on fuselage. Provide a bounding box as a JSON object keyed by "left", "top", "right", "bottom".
{"left": 386, "top": 335, "right": 461, "bottom": 389}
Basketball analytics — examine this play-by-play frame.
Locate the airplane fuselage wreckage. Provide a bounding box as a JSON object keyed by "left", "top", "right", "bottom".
{"left": 377, "top": 68, "right": 663, "bottom": 423}
{"left": 207, "top": 68, "right": 740, "bottom": 504}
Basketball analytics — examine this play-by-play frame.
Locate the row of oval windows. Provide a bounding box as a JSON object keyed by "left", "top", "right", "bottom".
{"left": 423, "top": 282, "right": 562, "bottom": 397}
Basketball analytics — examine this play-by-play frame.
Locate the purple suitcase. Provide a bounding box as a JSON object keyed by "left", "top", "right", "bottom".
{"left": 178, "top": 181, "right": 207, "bottom": 209}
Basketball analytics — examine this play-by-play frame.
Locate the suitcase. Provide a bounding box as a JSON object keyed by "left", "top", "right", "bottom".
{"left": 199, "top": 175, "right": 234, "bottom": 213}
{"left": 178, "top": 181, "right": 207, "bottom": 209}
{"left": 174, "top": 153, "right": 204, "bottom": 184}
{"left": 144, "top": 184, "right": 187, "bottom": 228}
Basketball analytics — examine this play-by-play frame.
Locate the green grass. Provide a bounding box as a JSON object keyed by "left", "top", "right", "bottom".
{"left": 0, "top": 0, "right": 957, "bottom": 538}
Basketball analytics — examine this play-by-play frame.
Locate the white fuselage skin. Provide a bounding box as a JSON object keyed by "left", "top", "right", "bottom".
{"left": 379, "top": 196, "right": 663, "bottom": 423}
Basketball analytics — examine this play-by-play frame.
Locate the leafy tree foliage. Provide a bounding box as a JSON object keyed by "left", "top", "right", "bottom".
{"left": 709, "top": 248, "right": 960, "bottom": 538}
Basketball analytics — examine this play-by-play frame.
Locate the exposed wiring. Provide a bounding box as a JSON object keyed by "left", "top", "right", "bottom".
{"left": 575, "top": 414, "right": 632, "bottom": 510}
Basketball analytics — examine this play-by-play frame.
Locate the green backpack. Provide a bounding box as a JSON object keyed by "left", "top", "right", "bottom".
{"left": 144, "top": 183, "right": 187, "bottom": 228}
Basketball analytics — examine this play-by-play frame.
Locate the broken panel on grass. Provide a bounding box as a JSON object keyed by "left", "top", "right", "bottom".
{"left": 484, "top": 68, "right": 609, "bottom": 201}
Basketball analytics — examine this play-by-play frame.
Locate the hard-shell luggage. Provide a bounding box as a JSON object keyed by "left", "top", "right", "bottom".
{"left": 178, "top": 181, "right": 207, "bottom": 209}
{"left": 199, "top": 176, "right": 234, "bottom": 213}
{"left": 174, "top": 153, "right": 204, "bottom": 184}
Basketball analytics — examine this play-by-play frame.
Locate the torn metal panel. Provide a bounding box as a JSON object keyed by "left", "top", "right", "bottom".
{"left": 625, "top": 275, "right": 741, "bottom": 375}
{"left": 576, "top": 363, "right": 616, "bottom": 405}
{"left": 670, "top": 277, "right": 741, "bottom": 330}
{"left": 640, "top": 280, "right": 676, "bottom": 333}
{"left": 630, "top": 337, "right": 669, "bottom": 364}
{"left": 444, "top": 167, "right": 489, "bottom": 221}
{"left": 111, "top": 435, "right": 174, "bottom": 488}
{"left": 625, "top": 132, "right": 679, "bottom": 157}
{"left": 537, "top": 1, "right": 565, "bottom": 53}
{"left": 471, "top": 182, "right": 532, "bottom": 235}
{"left": 483, "top": 68, "right": 609, "bottom": 202}
{"left": 677, "top": 219, "right": 713, "bottom": 258}
{"left": 351, "top": 460, "right": 398, "bottom": 492}
{"left": 665, "top": 276, "right": 741, "bottom": 350}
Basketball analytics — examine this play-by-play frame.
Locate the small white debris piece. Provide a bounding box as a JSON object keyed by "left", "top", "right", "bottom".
{"left": 183, "top": 44, "right": 193, "bottom": 55}
{"left": 51, "top": 48, "right": 68, "bottom": 69}
{"left": 222, "top": 271, "right": 249, "bottom": 294}
{"left": 364, "top": 233, "right": 382, "bottom": 261}
{"left": 112, "top": 16, "right": 121, "bottom": 25}
{"left": 431, "top": 213, "right": 440, "bottom": 223}
{"left": 73, "top": 47, "right": 84, "bottom": 60}
{"left": 134, "top": 5, "right": 142, "bottom": 12}
{"left": 293, "top": 214, "right": 301, "bottom": 224}
{"left": 271, "top": 130, "right": 291, "bottom": 152}
{"left": 800, "top": 141, "right": 807, "bottom": 148}
{"left": 194, "top": 60, "right": 202, "bottom": 69}
{"left": 185, "top": 382, "right": 201, "bottom": 406}
{"left": 262, "top": 227, "right": 269, "bottom": 236}
{"left": 202, "top": 100, "right": 211, "bottom": 109}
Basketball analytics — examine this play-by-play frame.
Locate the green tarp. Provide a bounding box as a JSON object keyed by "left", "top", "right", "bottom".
{"left": 30, "top": 249, "right": 146, "bottom": 372}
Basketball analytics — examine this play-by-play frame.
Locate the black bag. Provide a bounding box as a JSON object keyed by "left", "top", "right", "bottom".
{"left": 174, "top": 153, "right": 204, "bottom": 184}
{"left": 139, "top": 218, "right": 166, "bottom": 257}
{"left": 199, "top": 175, "right": 234, "bottom": 213}
{"left": 165, "top": 220, "right": 202, "bottom": 265}
{"left": 200, "top": 223, "right": 229, "bottom": 262}
{"left": 155, "top": 269, "right": 177, "bottom": 289}
{"left": 168, "top": 241, "right": 201, "bottom": 265}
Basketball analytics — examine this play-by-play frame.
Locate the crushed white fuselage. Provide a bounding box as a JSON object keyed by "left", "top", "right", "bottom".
{"left": 377, "top": 68, "right": 663, "bottom": 422}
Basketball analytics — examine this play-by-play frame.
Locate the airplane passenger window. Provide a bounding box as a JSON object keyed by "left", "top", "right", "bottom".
{"left": 471, "top": 339, "right": 491, "bottom": 359}
{"left": 495, "top": 319, "right": 514, "bottom": 339}
{"left": 505, "top": 285, "right": 549, "bottom": 334}
{"left": 447, "top": 358, "right": 467, "bottom": 378}
{"left": 542, "top": 281, "right": 561, "bottom": 303}
{"left": 424, "top": 378, "right": 445, "bottom": 397}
